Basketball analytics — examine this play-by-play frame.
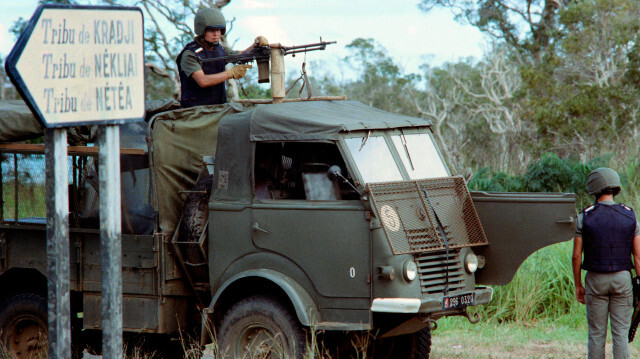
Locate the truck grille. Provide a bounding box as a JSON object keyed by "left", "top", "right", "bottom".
{"left": 367, "top": 176, "right": 488, "bottom": 255}
{"left": 416, "top": 249, "right": 466, "bottom": 294}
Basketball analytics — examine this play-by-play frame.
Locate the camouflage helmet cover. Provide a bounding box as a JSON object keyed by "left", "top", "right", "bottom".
{"left": 194, "top": 8, "right": 226, "bottom": 36}
{"left": 586, "top": 167, "right": 621, "bottom": 196}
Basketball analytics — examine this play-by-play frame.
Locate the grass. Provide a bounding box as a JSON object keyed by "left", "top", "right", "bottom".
{"left": 1, "top": 154, "right": 48, "bottom": 220}
{"left": 1, "top": 180, "right": 47, "bottom": 219}
{"left": 431, "top": 317, "right": 588, "bottom": 359}
{"left": 476, "top": 241, "right": 582, "bottom": 323}
{"left": 430, "top": 315, "right": 640, "bottom": 358}
{"left": 0, "top": 329, "right": 49, "bottom": 359}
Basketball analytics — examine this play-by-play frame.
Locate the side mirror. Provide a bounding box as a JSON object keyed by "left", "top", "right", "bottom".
{"left": 327, "top": 165, "right": 362, "bottom": 198}
{"left": 327, "top": 165, "right": 342, "bottom": 182}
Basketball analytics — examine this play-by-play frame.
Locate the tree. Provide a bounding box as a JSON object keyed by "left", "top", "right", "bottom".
{"left": 0, "top": 55, "right": 19, "bottom": 100}
{"left": 418, "top": 0, "right": 572, "bottom": 64}
{"left": 409, "top": 61, "right": 470, "bottom": 175}
{"left": 421, "top": 0, "right": 640, "bottom": 166}
{"left": 339, "top": 38, "right": 419, "bottom": 115}
{"left": 521, "top": 0, "right": 640, "bottom": 160}
{"left": 413, "top": 47, "right": 534, "bottom": 174}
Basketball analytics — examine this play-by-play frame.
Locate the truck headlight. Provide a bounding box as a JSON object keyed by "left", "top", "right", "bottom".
{"left": 403, "top": 260, "right": 418, "bottom": 281}
{"left": 464, "top": 253, "right": 479, "bottom": 273}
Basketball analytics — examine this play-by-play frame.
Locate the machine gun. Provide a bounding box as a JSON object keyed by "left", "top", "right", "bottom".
{"left": 201, "top": 40, "right": 336, "bottom": 83}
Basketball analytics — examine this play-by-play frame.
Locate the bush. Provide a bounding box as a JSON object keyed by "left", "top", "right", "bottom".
{"left": 468, "top": 152, "right": 621, "bottom": 210}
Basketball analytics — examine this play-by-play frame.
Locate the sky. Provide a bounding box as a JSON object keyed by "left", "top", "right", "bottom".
{"left": 0, "top": 0, "right": 485, "bottom": 77}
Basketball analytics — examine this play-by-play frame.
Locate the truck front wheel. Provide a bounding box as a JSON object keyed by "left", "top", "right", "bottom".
{"left": 0, "top": 293, "right": 48, "bottom": 359}
{"left": 372, "top": 327, "right": 432, "bottom": 359}
{"left": 218, "top": 295, "right": 306, "bottom": 359}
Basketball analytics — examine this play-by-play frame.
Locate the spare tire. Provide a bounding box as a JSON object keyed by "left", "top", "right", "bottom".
{"left": 179, "top": 174, "right": 213, "bottom": 280}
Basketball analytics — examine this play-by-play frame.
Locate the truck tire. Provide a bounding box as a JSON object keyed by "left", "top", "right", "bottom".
{"left": 218, "top": 295, "right": 306, "bottom": 359}
{"left": 0, "top": 293, "right": 48, "bottom": 359}
{"left": 372, "top": 327, "right": 432, "bottom": 359}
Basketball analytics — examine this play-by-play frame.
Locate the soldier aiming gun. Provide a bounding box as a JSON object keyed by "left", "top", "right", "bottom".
{"left": 176, "top": 7, "right": 269, "bottom": 108}
{"left": 178, "top": 8, "right": 335, "bottom": 108}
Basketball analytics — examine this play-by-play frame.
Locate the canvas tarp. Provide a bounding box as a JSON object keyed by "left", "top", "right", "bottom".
{"left": 0, "top": 98, "right": 180, "bottom": 143}
{"left": 210, "top": 110, "right": 253, "bottom": 204}
{"left": 249, "top": 100, "right": 432, "bottom": 141}
{"left": 0, "top": 100, "right": 45, "bottom": 142}
{"left": 149, "top": 102, "right": 245, "bottom": 234}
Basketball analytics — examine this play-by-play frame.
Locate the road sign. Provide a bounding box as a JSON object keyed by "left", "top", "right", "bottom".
{"left": 5, "top": 4, "right": 145, "bottom": 128}
{"left": 4, "top": 4, "right": 144, "bottom": 357}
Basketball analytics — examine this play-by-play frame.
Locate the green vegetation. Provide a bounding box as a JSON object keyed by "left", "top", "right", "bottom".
{"left": 1, "top": 180, "right": 46, "bottom": 219}
{"left": 468, "top": 152, "right": 640, "bottom": 211}
{"left": 475, "top": 242, "right": 580, "bottom": 323}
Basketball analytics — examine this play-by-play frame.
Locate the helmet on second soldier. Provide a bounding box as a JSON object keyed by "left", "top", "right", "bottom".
{"left": 194, "top": 8, "right": 226, "bottom": 36}
{"left": 586, "top": 167, "right": 621, "bottom": 196}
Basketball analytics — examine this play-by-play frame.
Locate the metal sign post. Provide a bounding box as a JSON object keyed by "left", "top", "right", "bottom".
{"left": 5, "top": 5, "right": 145, "bottom": 358}
{"left": 98, "top": 125, "right": 122, "bottom": 358}
{"left": 45, "top": 128, "right": 71, "bottom": 359}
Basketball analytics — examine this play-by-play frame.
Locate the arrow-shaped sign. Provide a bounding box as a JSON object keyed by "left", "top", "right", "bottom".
{"left": 5, "top": 4, "right": 145, "bottom": 128}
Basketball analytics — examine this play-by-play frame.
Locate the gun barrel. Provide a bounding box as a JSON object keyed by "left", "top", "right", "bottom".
{"left": 282, "top": 41, "right": 337, "bottom": 55}
{"left": 197, "top": 40, "right": 336, "bottom": 63}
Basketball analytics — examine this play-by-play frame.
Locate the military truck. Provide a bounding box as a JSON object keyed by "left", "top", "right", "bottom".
{"left": 0, "top": 97, "right": 575, "bottom": 358}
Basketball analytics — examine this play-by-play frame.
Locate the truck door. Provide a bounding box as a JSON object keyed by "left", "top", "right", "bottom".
{"left": 471, "top": 191, "right": 576, "bottom": 285}
{"left": 251, "top": 142, "right": 370, "bottom": 303}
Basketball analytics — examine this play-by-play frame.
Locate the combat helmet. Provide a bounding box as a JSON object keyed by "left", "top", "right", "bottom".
{"left": 194, "top": 8, "right": 226, "bottom": 36}
{"left": 586, "top": 167, "right": 621, "bottom": 196}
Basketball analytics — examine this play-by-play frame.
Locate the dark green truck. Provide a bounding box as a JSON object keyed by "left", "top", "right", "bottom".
{"left": 0, "top": 99, "right": 575, "bottom": 358}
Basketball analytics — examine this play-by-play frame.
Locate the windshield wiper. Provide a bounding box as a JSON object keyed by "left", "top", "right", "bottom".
{"left": 358, "top": 131, "right": 371, "bottom": 152}
{"left": 400, "top": 132, "right": 415, "bottom": 171}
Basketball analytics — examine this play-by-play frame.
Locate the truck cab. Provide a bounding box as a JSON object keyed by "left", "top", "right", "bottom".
{"left": 203, "top": 100, "right": 575, "bottom": 358}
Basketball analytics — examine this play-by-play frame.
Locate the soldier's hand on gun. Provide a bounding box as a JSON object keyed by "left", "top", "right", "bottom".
{"left": 254, "top": 36, "right": 269, "bottom": 47}
{"left": 227, "top": 64, "right": 252, "bottom": 80}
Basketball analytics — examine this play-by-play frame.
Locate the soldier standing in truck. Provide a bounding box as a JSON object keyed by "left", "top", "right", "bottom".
{"left": 176, "top": 7, "right": 268, "bottom": 108}
{"left": 572, "top": 167, "right": 640, "bottom": 359}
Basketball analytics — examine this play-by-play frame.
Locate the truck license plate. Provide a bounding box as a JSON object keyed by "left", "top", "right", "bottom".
{"left": 443, "top": 292, "right": 475, "bottom": 310}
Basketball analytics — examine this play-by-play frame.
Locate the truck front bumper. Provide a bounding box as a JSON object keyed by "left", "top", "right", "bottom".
{"left": 370, "top": 286, "right": 494, "bottom": 314}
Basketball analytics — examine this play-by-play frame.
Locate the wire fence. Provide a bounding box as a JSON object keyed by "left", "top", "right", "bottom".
{"left": 1, "top": 153, "right": 47, "bottom": 221}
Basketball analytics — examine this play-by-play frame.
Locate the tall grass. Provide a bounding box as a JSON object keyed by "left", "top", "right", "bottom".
{"left": 476, "top": 241, "right": 582, "bottom": 323}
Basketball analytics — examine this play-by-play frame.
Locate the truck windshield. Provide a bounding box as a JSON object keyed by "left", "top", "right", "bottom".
{"left": 391, "top": 133, "right": 448, "bottom": 179}
{"left": 345, "top": 135, "right": 403, "bottom": 183}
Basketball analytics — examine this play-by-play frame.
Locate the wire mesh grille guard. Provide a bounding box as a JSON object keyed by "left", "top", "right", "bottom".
{"left": 367, "top": 176, "right": 488, "bottom": 255}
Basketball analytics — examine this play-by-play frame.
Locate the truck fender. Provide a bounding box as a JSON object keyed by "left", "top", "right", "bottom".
{"left": 208, "top": 269, "right": 319, "bottom": 327}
